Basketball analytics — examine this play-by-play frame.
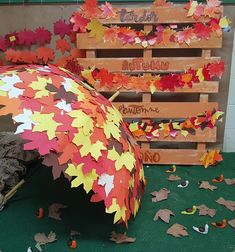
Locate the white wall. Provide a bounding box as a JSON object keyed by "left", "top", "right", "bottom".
{"left": 224, "top": 31, "right": 235, "bottom": 152}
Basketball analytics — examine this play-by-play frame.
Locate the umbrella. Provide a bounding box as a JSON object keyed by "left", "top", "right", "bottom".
{"left": 0, "top": 64, "right": 145, "bottom": 225}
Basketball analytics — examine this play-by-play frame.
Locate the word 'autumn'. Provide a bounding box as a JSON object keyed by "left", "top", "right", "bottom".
{"left": 118, "top": 104, "right": 159, "bottom": 115}
{"left": 120, "top": 9, "right": 158, "bottom": 23}
{"left": 122, "top": 59, "right": 170, "bottom": 71}
{"left": 140, "top": 150, "right": 160, "bottom": 163}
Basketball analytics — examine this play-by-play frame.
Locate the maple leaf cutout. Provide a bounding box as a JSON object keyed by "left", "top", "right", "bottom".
{"left": 109, "top": 231, "right": 136, "bottom": 244}
{"left": 54, "top": 19, "right": 72, "bottom": 38}
{"left": 0, "top": 36, "right": 7, "bottom": 52}
{"left": 86, "top": 20, "right": 106, "bottom": 41}
{"left": 18, "top": 29, "right": 37, "bottom": 47}
{"left": 207, "top": 61, "right": 224, "bottom": 79}
{"left": 56, "top": 39, "right": 71, "bottom": 54}
{"left": 35, "top": 27, "right": 52, "bottom": 46}
{"left": 37, "top": 47, "right": 54, "bottom": 64}
{"left": 5, "top": 49, "right": 21, "bottom": 63}
{"left": 194, "top": 23, "right": 212, "bottom": 40}
{"left": 81, "top": 0, "right": 99, "bottom": 19}
{"left": 153, "top": 209, "right": 175, "bottom": 223}
{"left": 176, "top": 28, "right": 195, "bottom": 45}
{"left": 154, "top": 0, "right": 172, "bottom": 6}
{"left": 167, "top": 223, "right": 188, "bottom": 238}
{"left": 95, "top": 69, "right": 114, "bottom": 88}
{"left": 100, "top": 2, "right": 117, "bottom": 19}
{"left": 70, "top": 12, "right": 89, "bottom": 32}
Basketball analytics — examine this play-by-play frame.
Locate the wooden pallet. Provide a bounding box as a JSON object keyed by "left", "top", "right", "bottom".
{"left": 76, "top": 4, "right": 223, "bottom": 165}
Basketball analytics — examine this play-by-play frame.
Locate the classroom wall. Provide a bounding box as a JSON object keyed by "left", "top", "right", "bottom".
{"left": 0, "top": 3, "right": 234, "bottom": 152}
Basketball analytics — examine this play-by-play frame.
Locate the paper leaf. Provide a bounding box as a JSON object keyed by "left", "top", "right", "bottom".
{"left": 153, "top": 209, "right": 174, "bottom": 223}
{"left": 199, "top": 181, "right": 217, "bottom": 191}
{"left": 81, "top": 0, "right": 99, "bottom": 19}
{"left": 34, "top": 231, "right": 57, "bottom": 245}
{"left": 197, "top": 204, "right": 216, "bottom": 217}
{"left": 37, "top": 47, "right": 54, "bottom": 64}
{"left": 35, "top": 27, "right": 52, "bottom": 46}
{"left": 224, "top": 178, "right": 235, "bottom": 185}
{"left": 228, "top": 219, "right": 235, "bottom": 228}
{"left": 48, "top": 203, "right": 67, "bottom": 220}
{"left": 54, "top": 19, "right": 72, "bottom": 38}
{"left": 176, "top": 28, "right": 195, "bottom": 45}
{"left": 5, "top": 32, "right": 18, "bottom": 47}
{"left": 95, "top": 69, "right": 114, "bottom": 88}
{"left": 168, "top": 175, "right": 181, "bottom": 181}
{"left": 4, "top": 49, "right": 22, "bottom": 63}
{"left": 200, "top": 150, "right": 223, "bottom": 168}
{"left": 0, "top": 36, "right": 7, "bottom": 52}
{"left": 70, "top": 12, "right": 89, "bottom": 32}
{"left": 86, "top": 20, "right": 106, "bottom": 41}
{"left": 109, "top": 231, "right": 136, "bottom": 244}
{"left": 207, "top": 61, "right": 224, "bottom": 79}
{"left": 194, "top": 23, "right": 211, "bottom": 40}
{"left": 154, "top": 0, "right": 172, "bottom": 6}
{"left": 21, "top": 130, "right": 58, "bottom": 155}
{"left": 18, "top": 29, "right": 37, "bottom": 47}
{"left": 186, "top": 1, "right": 198, "bottom": 16}
{"left": 100, "top": 2, "right": 117, "bottom": 19}
{"left": 151, "top": 188, "right": 170, "bottom": 203}
{"left": 13, "top": 108, "right": 33, "bottom": 134}
{"left": 167, "top": 223, "right": 188, "bottom": 238}
{"left": 216, "top": 197, "right": 235, "bottom": 211}
{"left": 56, "top": 38, "right": 71, "bottom": 54}
{"left": 20, "top": 50, "right": 38, "bottom": 64}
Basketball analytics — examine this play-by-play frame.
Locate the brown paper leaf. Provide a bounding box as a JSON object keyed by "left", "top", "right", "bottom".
{"left": 34, "top": 231, "right": 57, "bottom": 245}
{"left": 199, "top": 181, "right": 217, "bottom": 191}
{"left": 151, "top": 188, "right": 170, "bottom": 203}
{"left": 225, "top": 178, "right": 235, "bottom": 185}
{"left": 167, "top": 223, "right": 188, "bottom": 238}
{"left": 48, "top": 203, "right": 68, "bottom": 220}
{"left": 153, "top": 209, "right": 175, "bottom": 223}
{"left": 168, "top": 175, "right": 181, "bottom": 181}
{"left": 228, "top": 219, "right": 235, "bottom": 228}
{"left": 216, "top": 197, "right": 235, "bottom": 211}
{"left": 197, "top": 204, "right": 216, "bottom": 217}
{"left": 109, "top": 231, "right": 136, "bottom": 244}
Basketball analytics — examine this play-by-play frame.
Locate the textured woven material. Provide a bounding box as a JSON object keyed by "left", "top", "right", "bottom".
{"left": 0, "top": 153, "right": 235, "bottom": 252}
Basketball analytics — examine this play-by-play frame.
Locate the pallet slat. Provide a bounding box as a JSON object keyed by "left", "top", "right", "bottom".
{"left": 77, "top": 33, "right": 222, "bottom": 49}
{"left": 78, "top": 57, "right": 221, "bottom": 73}
{"left": 140, "top": 148, "right": 207, "bottom": 165}
{"left": 99, "top": 6, "right": 222, "bottom": 24}
{"left": 136, "top": 128, "right": 217, "bottom": 143}
{"left": 113, "top": 102, "right": 218, "bottom": 118}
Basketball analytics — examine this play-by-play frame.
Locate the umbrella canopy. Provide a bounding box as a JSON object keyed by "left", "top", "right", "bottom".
{"left": 0, "top": 64, "right": 145, "bottom": 225}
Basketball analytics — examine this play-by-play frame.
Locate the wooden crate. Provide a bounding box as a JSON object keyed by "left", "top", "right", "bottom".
{"left": 76, "top": 5, "right": 223, "bottom": 165}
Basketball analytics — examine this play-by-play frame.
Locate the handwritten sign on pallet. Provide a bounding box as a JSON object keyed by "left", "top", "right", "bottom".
{"left": 76, "top": 5, "right": 223, "bottom": 165}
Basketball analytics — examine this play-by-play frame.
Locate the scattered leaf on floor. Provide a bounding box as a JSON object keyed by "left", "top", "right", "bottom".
{"left": 197, "top": 204, "right": 216, "bottom": 217}
{"left": 199, "top": 181, "right": 217, "bottom": 191}
{"left": 109, "top": 231, "right": 136, "bottom": 244}
{"left": 216, "top": 197, "right": 235, "bottom": 211}
{"left": 34, "top": 231, "right": 57, "bottom": 245}
{"left": 166, "top": 223, "right": 188, "bottom": 238}
{"left": 153, "top": 209, "right": 174, "bottom": 223}
{"left": 228, "top": 219, "right": 235, "bottom": 228}
{"left": 168, "top": 175, "right": 181, "bottom": 181}
{"left": 151, "top": 188, "right": 170, "bottom": 203}
{"left": 225, "top": 178, "right": 235, "bottom": 185}
{"left": 48, "top": 203, "right": 68, "bottom": 220}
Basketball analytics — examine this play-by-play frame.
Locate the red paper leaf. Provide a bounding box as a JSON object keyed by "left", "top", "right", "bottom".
{"left": 54, "top": 19, "right": 72, "bottom": 39}
{"left": 20, "top": 50, "right": 38, "bottom": 64}
{"left": 100, "top": 2, "right": 117, "bottom": 19}
{"left": 0, "top": 36, "right": 7, "bottom": 52}
{"left": 207, "top": 61, "right": 224, "bottom": 79}
{"left": 176, "top": 28, "right": 195, "bottom": 45}
{"left": 70, "top": 12, "right": 89, "bottom": 32}
{"left": 5, "top": 32, "right": 18, "bottom": 47}
{"left": 35, "top": 27, "right": 52, "bottom": 46}
{"left": 94, "top": 68, "right": 114, "bottom": 88}
{"left": 18, "top": 29, "right": 37, "bottom": 47}
{"left": 21, "top": 130, "right": 59, "bottom": 155}
{"left": 4, "top": 49, "right": 21, "bottom": 63}
{"left": 81, "top": 0, "right": 99, "bottom": 18}
{"left": 194, "top": 23, "right": 211, "bottom": 40}
{"left": 56, "top": 38, "right": 71, "bottom": 54}
{"left": 37, "top": 47, "right": 54, "bottom": 64}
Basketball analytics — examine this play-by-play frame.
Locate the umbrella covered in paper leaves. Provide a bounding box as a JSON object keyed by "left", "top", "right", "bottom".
{"left": 0, "top": 64, "right": 145, "bottom": 225}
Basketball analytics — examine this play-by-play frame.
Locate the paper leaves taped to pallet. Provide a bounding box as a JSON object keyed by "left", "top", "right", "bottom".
{"left": 0, "top": 65, "right": 145, "bottom": 225}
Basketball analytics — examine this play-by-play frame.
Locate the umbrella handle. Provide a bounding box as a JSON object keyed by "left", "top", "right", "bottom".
{"left": 109, "top": 91, "right": 120, "bottom": 102}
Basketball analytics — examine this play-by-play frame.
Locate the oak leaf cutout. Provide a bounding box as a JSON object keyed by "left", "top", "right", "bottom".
{"left": 168, "top": 175, "right": 181, "bottom": 181}
{"left": 225, "top": 178, "right": 235, "bottom": 185}
{"left": 153, "top": 209, "right": 174, "bottom": 223}
{"left": 167, "top": 223, "right": 188, "bottom": 238}
{"left": 228, "top": 219, "right": 235, "bottom": 228}
{"left": 34, "top": 231, "right": 57, "bottom": 245}
{"left": 199, "top": 181, "right": 217, "bottom": 191}
{"left": 109, "top": 231, "right": 136, "bottom": 244}
{"left": 48, "top": 203, "right": 68, "bottom": 220}
{"left": 151, "top": 188, "right": 170, "bottom": 203}
{"left": 216, "top": 197, "right": 235, "bottom": 211}
{"left": 197, "top": 204, "right": 216, "bottom": 217}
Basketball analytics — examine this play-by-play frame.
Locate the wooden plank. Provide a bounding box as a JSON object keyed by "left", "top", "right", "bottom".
{"left": 136, "top": 128, "right": 217, "bottom": 143}
{"left": 113, "top": 102, "right": 218, "bottom": 118}
{"left": 98, "top": 81, "right": 219, "bottom": 93}
{"left": 77, "top": 33, "right": 222, "bottom": 49}
{"left": 140, "top": 148, "right": 206, "bottom": 165}
{"left": 78, "top": 57, "right": 221, "bottom": 73}
{"left": 98, "top": 6, "right": 223, "bottom": 24}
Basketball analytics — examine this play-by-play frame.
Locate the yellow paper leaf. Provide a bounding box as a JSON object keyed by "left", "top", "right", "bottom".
{"left": 181, "top": 130, "right": 189, "bottom": 137}
{"left": 80, "top": 140, "right": 106, "bottom": 161}
{"left": 102, "top": 121, "right": 121, "bottom": 141}
{"left": 187, "top": 1, "right": 198, "bottom": 17}
{"left": 196, "top": 68, "right": 204, "bottom": 82}
{"left": 65, "top": 163, "right": 98, "bottom": 193}
{"left": 219, "top": 17, "right": 230, "bottom": 28}
{"left": 31, "top": 112, "right": 61, "bottom": 140}
{"left": 129, "top": 122, "right": 139, "bottom": 132}
{"left": 29, "top": 77, "right": 52, "bottom": 98}
{"left": 150, "top": 83, "right": 156, "bottom": 94}
{"left": 0, "top": 80, "right": 7, "bottom": 96}
{"left": 106, "top": 198, "right": 127, "bottom": 224}
{"left": 81, "top": 68, "right": 96, "bottom": 86}
{"left": 134, "top": 199, "right": 140, "bottom": 217}
{"left": 86, "top": 20, "right": 106, "bottom": 41}
{"left": 66, "top": 79, "right": 85, "bottom": 101}
{"left": 107, "top": 147, "right": 136, "bottom": 171}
